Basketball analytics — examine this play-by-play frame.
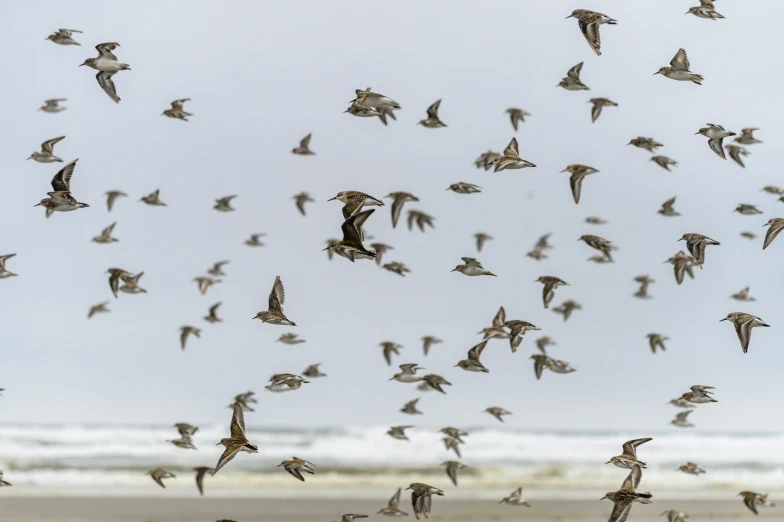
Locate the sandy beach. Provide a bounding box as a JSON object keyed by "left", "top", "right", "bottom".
{"left": 0, "top": 498, "right": 774, "bottom": 522}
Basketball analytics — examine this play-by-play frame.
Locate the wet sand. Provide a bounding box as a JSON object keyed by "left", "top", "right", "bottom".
{"left": 0, "top": 498, "right": 775, "bottom": 522}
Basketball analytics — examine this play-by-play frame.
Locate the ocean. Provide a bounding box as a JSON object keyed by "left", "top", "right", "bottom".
{"left": 2, "top": 424, "right": 783, "bottom": 498}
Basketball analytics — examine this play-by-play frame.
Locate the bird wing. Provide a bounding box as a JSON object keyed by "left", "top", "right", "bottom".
{"left": 662, "top": 196, "right": 676, "bottom": 210}
{"left": 735, "top": 319, "right": 753, "bottom": 353}
{"left": 390, "top": 197, "right": 405, "bottom": 228}
{"left": 51, "top": 159, "right": 78, "bottom": 192}
{"left": 101, "top": 222, "right": 117, "bottom": 236}
{"left": 591, "top": 102, "right": 603, "bottom": 123}
{"left": 214, "top": 446, "right": 240, "bottom": 475}
{"left": 569, "top": 172, "right": 584, "bottom": 204}
{"left": 579, "top": 21, "right": 602, "bottom": 56}
{"left": 300, "top": 133, "right": 312, "bottom": 148}
{"left": 41, "top": 135, "right": 65, "bottom": 153}
{"left": 342, "top": 198, "right": 364, "bottom": 219}
{"left": 287, "top": 467, "right": 305, "bottom": 481}
{"left": 230, "top": 401, "right": 246, "bottom": 437}
{"left": 341, "top": 209, "right": 375, "bottom": 245}
{"left": 95, "top": 42, "right": 119, "bottom": 60}
{"left": 97, "top": 71, "right": 120, "bottom": 103}
{"left": 670, "top": 48, "right": 690, "bottom": 71}
{"left": 209, "top": 302, "right": 222, "bottom": 316}
{"left": 390, "top": 487, "right": 402, "bottom": 507}
{"left": 533, "top": 356, "right": 547, "bottom": 380}
{"left": 609, "top": 502, "right": 633, "bottom": 522}
{"left": 268, "top": 276, "right": 285, "bottom": 312}
{"left": 567, "top": 62, "right": 584, "bottom": 81}
{"left": 622, "top": 438, "right": 652, "bottom": 457}
{"left": 426, "top": 99, "right": 441, "bottom": 119}
{"left": 180, "top": 328, "right": 190, "bottom": 350}
{"left": 503, "top": 137, "right": 519, "bottom": 157}
{"left": 467, "top": 340, "right": 487, "bottom": 361}
{"left": 493, "top": 306, "right": 506, "bottom": 327}
{"left": 727, "top": 146, "right": 746, "bottom": 168}
{"left": 707, "top": 138, "right": 727, "bottom": 159}
{"left": 763, "top": 222, "right": 783, "bottom": 250}
{"left": 743, "top": 495, "right": 759, "bottom": 515}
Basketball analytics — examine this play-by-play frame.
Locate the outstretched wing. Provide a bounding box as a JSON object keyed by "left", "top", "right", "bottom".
{"left": 230, "top": 401, "right": 246, "bottom": 437}
{"left": 97, "top": 71, "right": 120, "bottom": 103}
{"left": 51, "top": 159, "right": 78, "bottom": 192}
{"left": 268, "top": 276, "right": 285, "bottom": 312}
{"left": 670, "top": 48, "right": 690, "bottom": 71}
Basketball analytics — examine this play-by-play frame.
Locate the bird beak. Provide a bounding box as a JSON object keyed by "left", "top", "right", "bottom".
{"left": 33, "top": 202, "right": 41, "bottom": 207}
{"left": 565, "top": 14, "right": 573, "bottom": 18}
{"left": 763, "top": 223, "right": 770, "bottom": 227}
{"left": 653, "top": 71, "right": 660, "bottom": 75}
{"left": 26, "top": 156, "right": 32, "bottom": 160}
{"left": 560, "top": 168, "right": 567, "bottom": 173}
{"left": 327, "top": 197, "right": 336, "bottom": 201}
{"left": 719, "top": 318, "right": 727, "bottom": 322}
{"left": 251, "top": 316, "right": 257, "bottom": 319}
{"left": 677, "top": 238, "right": 683, "bottom": 241}
{"left": 604, "top": 460, "right": 611, "bottom": 464}
{"left": 694, "top": 131, "right": 701, "bottom": 135}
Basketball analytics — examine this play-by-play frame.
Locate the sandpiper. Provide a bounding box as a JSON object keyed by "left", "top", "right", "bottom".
{"left": 741, "top": 231, "right": 757, "bottom": 240}
{"left": 734, "top": 203, "right": 762, "bottom": 216}
{"left": 382, "top": 261, "right": 411, "bottom": 276}
{"left": 475, "top": 150, "right": 501, "bottom": 171}
{"left": 670, "top": 410, "right": 695, "bottom": 428}
{"left": 214, "top": 402, "right": 258, "bottom": 475}
{"left": 207, "top": 261, "right": 229, "bottom": 277}
{"left": 277, "top": 333, "right": 305, "bottom": 345}
{"left": 695, "top": 124, "right": 736, "bottom": 159}
{"left": 421, "top": 336, "right": 442, "bottom": 356}
{"left": 443, "top": 437, "right": 462, "bottom": 458}
{"left": 558, "top": 62, "right": 590, "bottom": 91}
{"left": 527, "top": 249, "right": 547, "bottom": 260}
{"left": 655, "top": 49, "right": 703, "bottom": 85}
{"left": 607, "top": 438, "right": 653, "bottom": 470}
{"left": 46, "top": 28, "right": 82, "bottom": 45}
{"left": 600, "top": 465, "right": 652, "bottom": 522}
{"left": 204, "top": 302, "right": 223, "bottom": 323}
{"left": 651, "top": 156, "right": 678, "bottom": 171}
{"left": 586, "top": 217, "right": 606, "bottom": 226}
{"left": 180, "top": 326, "right": 201, "bottom": 351}
{"left": 381, "top": 342, "right": 402, "bottom": 366}
{"left": 278, "top": 457, "right": 316, "bottom": 481}
{"left": 668, "top": 398, "right": 693, "bottom": 408}
{"left": 338, "top": 515, "right": 368, "bottom": 522}
{"left": 292, "top": 133, "right": 315, "bottom": 155}
{"left": 506, "top": 108, "right": 531, "bottom": 131}
{"left": 763, "top": 218, "right": 784, "bottom": 250}
{"left": 28, "top": 136, "right": 65, "bottom": 162}
{"left": 589, "top": 98, "right": 617, "bottom": 123}
{"left": 447, "top": 182, "right": 481, "bottom": 194}
{"left": 455, "top": 340, "right": 489, "bottom": 372}
{"left": 562, "top": 164, "right": 599, "bottom": 204}
{"left": 140, "top": 189, "right": 166, "bottom": 206}
{"left": 494, "top": 137, "right": 536, "bottom": 171}
{"left": 500, "top": 487, "right": 530, "bottom": 506}
{"left": 422, "top": 374, "right": 451, "bottom": 394}
{"left": 245, "top": 233, "right": 265, "bottom": 247}
{"left": 378, "top": 488, "right": 408, "bottom": 516}
{"left": 406, "top": 483, "right": 444, "bottom": 519}
{"left": 553, "top": 300, "right": 582, "bottom": 322}
{"left": 377, "top": 106, "right": 399, "bottom": 126}
{"left": 214, "top": 195, "right": 237, "bottom": 212}
{"left": 344, "top": 100, "right": 381, "bottom": 118}
{"left": 739, "top": 491, "right": 776, "bottom": 515}
{"left": 419, "top": 99, "right": 446, "bottom": 128}
{"left": 536, "top": 276, "right": 568, "bottom": 309}
{"left": 303, "top": 363, "right": 326, "bottom": 378}
{"left": 174, "top": 423, "right": 199, "bottom": 437}
{"left": 726, "top": 145, "right": 750, "bottom": 168}
{"left": 331, "top": 209, "right": 377, "bottom": 260}
{"left": 686, "top": 2, "right": 724, "bottom": 20}
{"left": 579, "top": 234, "right": 614, "bottom": 261}
{"left": 665, "top": 251, "right": 698, "bottom": 285}
{"left": 660, "top": 509, "right": 689, "bottom": 522}
{"left": 194, "top": 276, "right": 221, "bottom": 295}
{"left": 328, "top": 191, "right": 384, "bottom": 219}
{"left": 647, "top": 334, "right": 668, "bottom": 354}
{"left": 147, "top": 468, "right": 175, "bottom": 489}
{"left": 546, "top": 358, "right": 577, "bottom": 375}
{"left": 350, "top": 87, "right": 401, "bottom": 110}
{"left": 385, "top": 192, "right": 419, "bottom": 228}
{"left": 474, "top": 233, "right": 493, "bottom": 252}
{"left": 629, "top": 137, "right": 664, "bottom": 153}
{"left": 92, "top": 222, "right": 118, "bottom": 244}
{"left": 536, "top": 336, "right": 555, "bottom": 354}
{"left": 485, "top": 406, "right": 512, "bottom": 423}
{"left": 735, "top": 128, "right": 762, "bottom": 145}
{"left": 269, "top": 373, "right": 310, "bottom": 390}
{"left": 503, "top": 319, "right": 540, "bottom": 352}
{"left": 478, "top": 306, "right": 509, "bottom": 341}
{"left": 657, "top": 196, "right": 680, "bottom": 217}
{"left": 451, "top": 257, "right": 496, "bottom": 277}
{"left": 407, "top": 210, "right": 435, "bottom": 232}
{"left": 118, "top": 271, "right": 146, "bottom": 295}
{"left": 677, "top": 462, "right": 706, "bottom": 475}
{"left": 634, "top": 275, "right": 654, "bottom": 299}
{"left": 720, "top": 313, "right": 770, "bottom": 353}
{"left": 401, "top": 398, "right": 423, "bottom": 415}
{"left": 106, "top": 268, "right": 130, "bottom": 298}
{"left": 442, "top": 461, "right": 466, "bottom": 487}
{"left": 566, "top": 10, "right": 617, "bottom": 56}
{"left": 80, "top": 43, "right": 131, "bottom": 103}
{"left": 168, "top": 434, "right": 196, "bottom": 450}
{"left": 162, "top": 99, "right": 193, "bottom": 121}
{"left": 193, "top": 467, "right": 213, "bottom": 496}
{"left": 678, "top": 233, "right": 719, "bottom": 265}
{"left": 387, "top": 426, "right": 414, "bottom": 441}
{"left": 293, "top": 192, "right": 314, "bottom": 216}
{"left": 681, "top": 385, "right": 717, "bottom": 404}
{"left": 254, "top": 276, "right": 296, "bottom": 326}
{"left": 39, "top": 98, "right": 67, "bottom": 113}
{"left": 35, "top": 159, "right": 89, "bottom": 217}
{"left": 105, "top": 191, "right": 127, "bottom": 212}
{"left": 87, "top": 301, "right": 110, "bottom": 319}
{"left": 390, "top": 363, "right": 425, "bottom": 383}
{"left": 588, "top": 255, "right": 613, "bottom": 264}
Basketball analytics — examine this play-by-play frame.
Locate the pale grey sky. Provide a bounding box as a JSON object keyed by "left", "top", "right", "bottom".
{"left": 2, "top": 0, "right": 783, "bottom": 432}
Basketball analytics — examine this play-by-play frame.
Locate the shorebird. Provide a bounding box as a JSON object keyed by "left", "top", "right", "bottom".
{"left": 494, "top": 137, "right": 536, "bottom": 171}
{"left": 253, "top": 276, "right": 296, "bottom": 326}
{"left": 536, "top": 276, "right": 568, "bottom": 309}
{"left": 292, "top": 133, "right": 315, "bottom": 155}
{"left": 293, "top": 192, "right": 314, "bottom": 216}
{"left": 734, "top": 203, "right": 762, "bottom": 216}
{"left": 553, "top": 300, "right": 582, "bottom": 322}
{"left": 680, "top": 386, "right": 717, "bottom": 405}
{"left": 695, "top": 124, "right": 736, "bottom": 159}
{"left": 147, "top": 468, "right": 175, "bottom": 489}
{"left": 140, "top": 189, "right": 166, "bottom": 206}
{"left": 92, "top": 222, "right": 118, "bottom": 244}
{"left": 503, "top": 319, "right": 539, "bottom": 352}
{"left": 80, "top": 43, "right": 131, "bottom": 103}
{"left": 739, "top": 491, "right": 776, "bottom": 515}
{"left": 506, "top": 108, "right": 531, "bottom": 131}
{"left": 381, "top": 342, "right": 402, "bottom": 366}
{"left": 578, "top": 234, "right": 614, "bottom": 261}
{"left": 330, "top": 209, "right": 377, "bottom": 260}
{"left": 586, "top": 217, "right": 606, "bottom": 227}
{"left": 475, "top": 150, "right": 501, "bottom": 171}
{"left": 277, "top": 333, "right": 305, "bottom": 345}
{"left": 629, "top": 137, "right": 664, "bottom": 153}
{"left": 665, "top": 251, "right": 698, "bottom": 285}
{"left": 168, "top": 434, "right": 196, "bottom": 450}
{"left": 451, "top": 257, "right": 496, "bottom": 277}
{"left": 180, "top": 326, "right": 201, "bottom": 351}
{"left": 588, "top": 255, "right": 613, "bottom": 264}
{"left": 478, "top": 306, "right": 509, "bottom": 341}
{"left": 686, "top": 2, "right": 724, "bottom": 20}
{"left": 566, "top": 10, "right": 617, "bottom": 56}
{"left": 162, "top": 99, "right": 193, "bottom": 121}
{"left": 455, "top": 340, "right": 489, "bottom": 372}
{"left": 421, "top": 336, "right": 442, "bottom": 356}
{"left": 720, "top": 313, "right": 770, "bottom": 353}
{"left": 562, "top": 164, "right": 599, "bottom": 204}
{"left": 442, "top": 461, "right": 466, "bottom": 487}
{"left": 38, "top": 98, "right": 67, "bottom": 113}
{"left": 105, "top": 191, "right": 127, "bottom": 212}
{"left": 485, "top": 406, "right": 512, "bottom": 423}
{"left": 269, "top": 374, "right": 310, "bottom": 390}
{"left": 390, "top": 364, "right": 425, "bottom": 383}
{"left": 651, "top": 156, "right": 678, "bottom": 172}
{"left": 418, "top": 99, "right": 447, "bottom": 128}
{"left": 213, "top": 402, "right": 258, "bottom": 475}
{"left": 657, "top": 197, "right": 680, "bottom": 217}
{"left": 35, "top": 159, "right": 89, "bottom": 217}
{"left": 118, "top": 271, "right": 146, "bottom": 295}
{"left": 378, "top": 488, "right": 408, "bottom": 516}
{"left": 606, "top": 438, "right": 653, "bottom": 470}
{"left": 589, "top": 98, "right": 617, "bottom": 123}
{"left": 679, "top": 233, "right": 719, "bottom": 265}
{"left": 233, "top": 391, "right": 257, "bottom": 412}
{"left": 46, "top": 28, "right": 82, "bottom": 45}
{"left": 344, "top": 99, "right": 380, "bottom": 117}
{"left": 387, "top": 426, "right": 414, "bottom": 441}
{"left": 245, "top": 233, "right": 265, "bottom": 247}
{"left": 677, "top": 462, "right": 706, "bottom": 475}
{"left": 385, "top": 192, "right": 419, "bottom": 228}
{"left": 214, "top": 195, "right": 237, "bottom": 212}
{"left": 406, "top": 483, "right": 444, "bottom": 519}
{"left": 763, "top": 218, "right": 784, "bottom": 250}
{"left": 407, "top": 210, "right": 435, "bottom": 232}
{"left": 660, "top": 509, "right": 689, "bottom": 522}
{"left": 87, "top": 302, "right": 110, "bottom": 319}
{"left": 735, "top": 128, "right": 763, "bottom": 145}
{"left": 535, "top": 336, "right": 555, "bottom": 354}
{"left": 422, "top": 374, "right": 451, "bottom": 394}
{"left": 634, "top": 275, "right": 654, "bottom": 299}
{"left": 655, "top": 49, "right": 703, "bottom": 85}
{"left": 447, "top": 182, "right": 481, "bottom": 194}
{"left": 670, "top": 410, "right": 695, "bottom": 428}
{"left": 382, "top": 261, "right": 411, "bottom": 276}
{"left": 278, "top": 457, "right": 316, "bottom": 481}
{"left": 193, "top": 467, "right": 213, "bottom": 496}
{"left": 376, "top": 106, "right": 399, "bottom": 126}
{"left": 647, "top": 334, "right": 668, "bottom": 354}
{"left": 328, "top": 191, "right": 384, "bottom": 220}
{"left": 302, "top": 363, "right": 326, "bottom": 378}
{"left": 174, "top": 423, "right": 199, "bottom": 437}
{"left": 350, "top": 87, "right": 401, "bottom": 110}
{"left": 546, "top": 358, "right": 577, "bottom": 375}
{"left": 726, "top": 145, "right": 750, "bottom": 168}
{"left": 741, "top": 231, "right": 757, "bottom": 240}
{"left": 527, "top": 249, "right": 547, "bottom": 260}
{"left": 337, "top": 515, "right": 368, "bottom": 522}
{"left": 473, "top": 233, "right": 493, "bottom": 252}
{"left": 193, "top": 276, "right": 221, "bottom": 295}
{"left": 28, "top": 136, "right": 65, "bottom": 162}
{"left": 558, "top": 62, "right": 590, "bottom": 91}
{"left": 668, "top": 398, "right": 694, "bottom": 409}
{"left": 443, "top": 437, "right": 462, "bottom": 458}
{"left": 600, "top": 465, "right": 652, "bottom": 522}
{"left": 401, "top": 398, "right": 422, "bottom": 415}
{"left": 208, "top": 261, "right": 230, "bottom": 277}
{"left": 500, "top": 487, "right": 530, "bottom": 506}
{"left": 106, "top": 268, "right": 129, "bottom": 298}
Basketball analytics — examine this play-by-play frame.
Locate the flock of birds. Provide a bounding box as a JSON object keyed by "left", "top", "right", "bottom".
{"left": 1, "top": 4, "right": 781, "bottom": 522}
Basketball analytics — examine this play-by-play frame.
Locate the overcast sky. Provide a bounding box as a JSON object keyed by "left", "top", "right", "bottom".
{"left": 2, "top": 0, "right": 784, "bottom": 433}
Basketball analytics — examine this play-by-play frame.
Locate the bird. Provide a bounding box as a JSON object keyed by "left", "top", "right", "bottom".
{"left": 46, "top": 28, "right": 82, "bottom": 45}
{"left": 677, "top": 462, "right": 706, "bottom": 475}
{"left": 385, "top": 192, "right": 419, "bottom": 228}
{"left": 38, "top": 98, "right": 67, "bottom": 113}
{"left": 337, "top": 515, "right": 368, "bottom": 522}
{"left": 633, "top": 275, "right": 654, "bottom": 299}
{"left": 588, "top": 98, "right": 617, "bottom": 123}
{"left": 651, "top": 156, "right": 678, "bottom": 172}
{"left": 647, "top": 334, "right": 668, "bottom": 354}
{"left": 734, "top": 203, "right": 762, "bottom": 216}
{"left": 406, "top": 483, "right": 444, "bottom": 520}
{"left": 506, "top": 108, "right": 531, "bottom": 131}
{"left": 400, "top": 398, "right": 423, "bottom": 415}
{"left": 350, "top": 87, "right": 401, "bottom": 110}
{"left": 174, "top": 423, "right": 199, "bottom": 437}
{"left": 27, "top": 136, "right": 65, "bottom": 162}
{"left": 254, "top": 276, "right": 296, "bottom": 326}
{"left": 720, "top": 313, "right": 770, "bottom": 353}
{"left": 553, "top": 300, "right": 582, "bottom": 322}
{"left": 441, "top": 460, "right": 466, "bottom": 486}
{"left": 421, "top": 336, "right": 442, "bottom": 356}
{"left": 87, "top": 302, "right": 110, "bottom": 319}
{"left": 381, "top": 342, "right": 402, "bottom": 366}
{"left": 670, "top": 410, "right": 695, "bottom": 428}
{"left": 536, "top": 276, "right": 568, "bottom": 309}
{"left": 245, "top": 233, "right": 265, "bottom": 247}
{"left": 695, "top": 124, "right": 736, "bottom": 159}
{"left": 193, "top": 276, "right": 221, "bottom": 295}
{"left": 293, "top": 192, "right": 314, "bottom": 216}
{"left": 382, "top": 261, "right": 411, "bottom": 276}
{"left": 292, "top": 133, "right": 315, "bottom": 155}
{"left": 557, "top": 62, "right": 590, "bottom": 91}
{"left": 193, "top": 467, "right": 213, "bottom": 496}
{"left": 447, "top": 182, "right": 481, "bottom": 194}
{"left": 105, "top": 191, "right": 127, "bottom": 212}
{"left": 35, "top": 159, "right": 89, "bottom": 217}
{"left": 418, "top": 99, "right": 446, "bottom": 128}
{"left": 455, "top": 340, "right": 489, "bottom": 372}
{"left": 735, "top": 128, "right": 763, "bottom": 145}
{"left": 535, "top": 336, "right": 556, "bottom": 354}
{"left": 442, "top": 437, "right": 462, "bottom": 458}
{"left": 657, "top": 197, "right": 680, "bottom": 217}
{"left": 739, "top": 491, "right": 776, "bottom": 515}
{"left": 473, "top": 233, "right": 493, "bottom": 252}
{"left": 680, "top": 385, "right": 717, "bottom": 405}
{"left": 269, "top": 373, "right": 310, "bottom": 390}
{"left": 485, "top": 406, "right": 512, "bottom": 423}
{"left": 500, "top": 487, "right": 530, "bottom": 506}
{"left": 561, "top": 164, "right": 599, "bottom": 204}
{"left": 204, "top": 302, "right": 223, "bottom": 323}
{"left": 213, "top": 402, "right": 258, "bottom": 475}
{"left": 678, "top": 233, "right": 720, "bottom": 265}
{"left": 474, "top": 150, "right": 501, "bottom": 171}
{"left": 162, "top": 98, "right": 193, "bottom": 121}
{"left": 207, "top": 261, "right": 230, "bottom": 277}
{"left": 731, "top": 287, "right": 755, "bottom": 302}
{"left": 387, "top": 426, "right": 413, "bottom": 441}
{"left": 277, "top": 333, "right": 305, "bottom": 345}
{"left": 180, "top": 326, "right": 201, "bottom": 350}
{"left": 92, "top": 222, "right": 119, "bottom": 244}
{"left": 421, "top": 374, "right": 451, "bottom": 394}
{"left": 494, "top": 137, "right": 536, "bottom": 171}
{"left": 278, "top": 457, "right": 316, "bottom": 481}
{"left": 140, "top": 189, "right": 166, "bottom": 206}
{"left": 376, "top": 106, "right": 399, "bottom": 126}
{"left": 600, "top": 465, "right": 652, "bottom": 522}
{"left": 302, "top": 363, "right": 326, "bottom": 378}
{"left": 665, "top": 251, "right": 698, "bottom": 285}
{"left": 686, "top": 2, "right": 724, "bottom": 20}
{"left": 147, "top": 468, "right": 175, "bottom": 489}
{"left": 578, "top": 234, "right": 614, "bottom": 261}
{"left": 330, "top": 209, "right": 377, "bottom": 260}
{"left": 726, "top": 145, "right": 750, "bottom": 168}
{"left": 328, "top": 191, "right": 384, "bottom": 220}
{"left": 566, "top": 10, "right": 617, "bottom": 56}
{"left": 214, "top": 195, "right": 237, "bottom": 212}
{"left": 451, "top": 257, "right": 496, "bottom": 277}
{"left": 503, "top": 319, "right": 539, "bottom": 352}
{"left": 407, "top": 210, "right": 436, "bottom": 232}
{"left": 378, "top": 487, "right": 408, "bottom": 516}
{"left": 80, "top": 43, "right": 131, "bottom": 103}
{"left": 390, "top": 364, "right": 424, "bottom": 383}
{"left": 168, "top": 434, "right": 197, "bottom": 450}
{"left": 606, "top": 438, "right": 653, "bottom": 470}
{"left": 660, "top": 509, "right": 689, "bottom": 522}
{"left": 654, "top": 49, "right": 703, "bottom": 85}
{"left": 629, "top": 137, "right": 663, "bottom": 153}
{"left": 763, "top": 218, "right": 784, "bottom": 250}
